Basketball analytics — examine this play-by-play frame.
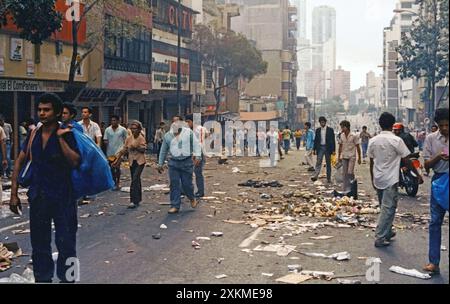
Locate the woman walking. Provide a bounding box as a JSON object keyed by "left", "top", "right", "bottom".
{"left": 114, "top": 121, "right": 147, "bottom": 209}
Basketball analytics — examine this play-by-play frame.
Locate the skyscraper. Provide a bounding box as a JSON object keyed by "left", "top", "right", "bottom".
{"left": 311, "top": 5, "right": 336, "bottom": 72}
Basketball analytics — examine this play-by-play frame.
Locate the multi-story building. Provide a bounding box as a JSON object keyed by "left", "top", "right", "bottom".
{"left": 230, "top": 0, "right": 297, "bottom": 125}
{"left": 0, "top": 0, "right": 88, "bottom": 157}
{"left": 329, "top": 66, "right": 350, "bottom": 101}
{"left": 311, "top": 5, "right": 336, "bottom": 99}
{"left": 366, "top": 71, "right": 383, "bottom": 109}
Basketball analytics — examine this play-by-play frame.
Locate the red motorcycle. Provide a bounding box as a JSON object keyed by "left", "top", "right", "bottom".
{"left": 399, "top": 152, "right": 422, "bottom": 197}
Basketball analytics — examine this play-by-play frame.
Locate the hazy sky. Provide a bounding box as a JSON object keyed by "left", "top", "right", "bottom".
{"left": 302, "top": 0, "right": 397, "bottom": 90}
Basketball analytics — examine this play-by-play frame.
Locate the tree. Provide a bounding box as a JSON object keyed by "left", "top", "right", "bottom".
{"left": 0, "top": 0, "right": 62, "bottom": 44}
{"left": 396, "top": 0, "right": 449, "bottom": 120}
{"left": 1, "top": 0, "right": 151, "bottom": 92}
{"left": 192, "top": 25, "right": 268, "bottom": 117}
{"left": 64, "top": 0, "right": 151, "bottom": 92}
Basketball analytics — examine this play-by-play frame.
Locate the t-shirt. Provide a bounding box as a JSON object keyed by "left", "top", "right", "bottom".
{"left": 294, "top": 131, "right": 302, "bottom": 138}
{"left": 1, "top": 123, "right": 12, "bottom": 142}
{"left": 282, "top": 129, "right": 292, "bottom": 140}
{"left": 367, "top": 131, "right": 411, "bottom": 190}
{"left": 338, "top": 132, "right": 360, "bottom": 159}
{"left": 104, "top": 125, "right": 128, "bottom": 157}
{"left": 0, "top": 126, "right": 6, "bottom": 142}
{"left": 78, "top": 120, "right": 102, "bottom": 142}
{"left": 360, "top": 131, "right": 371, "bottom": 145}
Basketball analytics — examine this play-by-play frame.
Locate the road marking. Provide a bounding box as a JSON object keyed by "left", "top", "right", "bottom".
{"left": 0, "top": 221, "right": 30, "bottom": 234}
{"left": 239, "top": 227, "right": 263, "bottom": 248}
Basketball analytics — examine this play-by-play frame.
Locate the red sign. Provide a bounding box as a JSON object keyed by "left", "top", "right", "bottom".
{"left": 167, "top": 4, "right": 193, "bottom": 32}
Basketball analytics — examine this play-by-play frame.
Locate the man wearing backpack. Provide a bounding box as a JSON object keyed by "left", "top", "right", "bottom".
{"left": 9, "top": 93, "right": 81, "bottom": 283}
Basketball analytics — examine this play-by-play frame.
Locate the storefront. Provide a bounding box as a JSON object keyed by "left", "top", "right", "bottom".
{"left": 0, "top": 78, "right": 66, "bottom": 158}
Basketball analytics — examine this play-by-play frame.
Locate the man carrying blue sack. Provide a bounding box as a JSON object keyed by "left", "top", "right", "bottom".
{"left": 9, "top": 93, "right": 81, "bottom": 283}
{"left": 423, "top": 107, "right": 449, "bottom": 276}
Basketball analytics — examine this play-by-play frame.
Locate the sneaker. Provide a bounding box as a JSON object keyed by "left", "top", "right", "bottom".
{"left": 190, "top": 199, "right": 199, "bottom": 209}
{"left": 374, "top": 239, "right": 391, "bottom": 248}
{"left": 127, "top": 203, "right": 139, "bottom": 209}
{"left": 168, "top": 207, "right": 180, "bottom": 214}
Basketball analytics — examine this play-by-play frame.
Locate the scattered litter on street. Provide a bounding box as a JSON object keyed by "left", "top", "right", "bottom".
{"left": 337, "top": 279, "right": 362, "bottom": 284}
{"left": 211, "top": 232, "right": 224, "bottom": 237}
{"left": 0, "top": 268, "right": 34, "bottom": 283}
{"left": 310, "top": 236, "right": 334, "bottom": 240}
{"left": 276, "top": 273, "right": 312, "bottom": 284}
{"left": 389, "top": 266, "right": 431, "bottom": 280}
{"left": 215, "top": 274, "right": 227, "bottom": 279}
{"left": 160, "top": 224, "right": 168, "bottom": 229}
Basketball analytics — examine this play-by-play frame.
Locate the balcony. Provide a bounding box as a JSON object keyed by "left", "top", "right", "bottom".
{"left": 104, "top": 56, "right": 151, "bottom": 74}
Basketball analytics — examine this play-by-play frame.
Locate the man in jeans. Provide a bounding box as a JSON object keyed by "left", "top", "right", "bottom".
{"left": 9, "top": 93, "right": 81, "bottom": 283}
{"left": 359, "top": 126, "right": 371, "bottom": 164}
{"left": 158, "top": 116, "right": 200, "bottom": 214}
{"left": 0, "top": 115, "right": 13, "bottom": 178}
{"left": 312, "top": 117, "right": 336, "bottom": 183}
{"left": 368, "top": 112, "right": 423, "bottom": 248}
{"left": 103, "top": 116, "right": 128, "bottom": 190}
{"left": 423, "top": 108, "right": 449, "bottom": 275}
{"left": 338, "top": 120, "right": 362, "bottom": 193}
{"left": 303, "top": 122, "right": 315, "bottom": 172}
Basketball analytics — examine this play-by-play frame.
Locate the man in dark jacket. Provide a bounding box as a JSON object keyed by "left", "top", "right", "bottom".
{"left": 312, "top": 116, "right": 336, "bottom": 183}
{"left": 393, "top": 123, "right": 418, "bottom": 154}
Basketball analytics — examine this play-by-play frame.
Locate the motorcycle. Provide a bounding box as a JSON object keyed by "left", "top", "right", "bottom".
{"left": 399, "top": 152, "right": 422, "bottom": 197}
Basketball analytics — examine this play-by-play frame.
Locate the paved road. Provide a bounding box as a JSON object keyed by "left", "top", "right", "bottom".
{"left": 0, "top": 149, "right": 448, "bottom": 284}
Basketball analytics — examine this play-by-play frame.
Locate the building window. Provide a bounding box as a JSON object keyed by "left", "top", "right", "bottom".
{"left": 401, "top": 2, "right": 413, "bottom": 8}
{"left": 401, "top": 14, "right": 413, "bottom": 21}
{"left": 104, "top": 15, "right": 151, "bottom": 74}
{"left": 205, "top": 69, "right": 213, "bottom": 89}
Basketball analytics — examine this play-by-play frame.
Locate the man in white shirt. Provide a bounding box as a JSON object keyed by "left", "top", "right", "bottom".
{"left": 78, "top": 107, "right": 102, "bottom": 148}
{"left": 368, "top": 112, "right": 423, "bottom": 248}
{"left": 104, "top": 115, "right": 128, "bottom": 190}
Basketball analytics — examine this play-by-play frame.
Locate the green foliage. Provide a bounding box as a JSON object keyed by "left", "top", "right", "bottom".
{"left": 0, "top": 0, "right": 62, "bottom": 45}
{"left": 397, "top": 0, "right": 449, "bottom": 103}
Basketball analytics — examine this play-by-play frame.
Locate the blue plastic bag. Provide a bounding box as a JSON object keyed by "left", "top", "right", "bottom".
{"left": 432, "top": 173, "right": 449, "bottom": 211}
{"left": 71, "top": 128, "right": 114, "bottom": 199}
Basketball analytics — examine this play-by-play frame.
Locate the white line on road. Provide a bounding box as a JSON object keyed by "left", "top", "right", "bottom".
{"left": 0, "top": 221, "right": 30, "bottom": 234}
{"left": 239, "top": 227, "right": 263, "bottom": 248}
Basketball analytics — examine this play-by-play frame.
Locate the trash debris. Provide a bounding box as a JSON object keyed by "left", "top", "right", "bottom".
{"left": 152, "top": 234, "right": 161, "bottom": 240}
{"left": 232, "top": 167, "right": 241, "bottom": 173}
{"left": 147, "top": 184, "right": 169, "bottom": 191}
{"left": 262, "top": 273, "right": 274, "bottom": 277}
{"left": 310, "top": 236, "right": 334, "bottom": 240}
{"left": 337, "top": 279, "right": 362, "bottom": 284}
{"left": 212, "top": 192, "right": 227, "bottom": 195}
{"left": 441, "top": 246, "right": 447, "bottom": 251}
{"left": 0, "top": 268, "right": 34, "bottom": 283}
{"left": 215, "top": 274, "right": 228, "bottom": 279}
{"left": 276, "top": 273, "right": 312, "bottom": 284}
{"left": 0, "top": 206, "right": 14, "bottom": 219}
{"left": 253, "top": 244, "right": 297, "bottom": 257}
{"left": 80, "top": 214, "right": 90, "bottom": 219}
{"left": 192, "top": 241, "right": 201, "bottom": 250}
{"left": 260, "top": 193, "right": 272, "bottom": 199}
{"left": 300, "top": 270, "right": 334, "bottom": 280}
{"left": 211, "top": 232, "right": 223, "bottom": 237}
{"left": 160, "top": 224, "right": 168, "bottom": 229}
{"left": 389, "top": 266, "right": 431, "bottom": 280}
{"left": 120, "top": 187, "right": 131, "bottom": 193}
{"left": 288, "top": 264, "right": 302, "bottom": 272}
{"left": 223, "top": 220, "right": 246, "bottom": 224}
{"left": 238, "top": 180, "right": 283, "bottom": 188}
{"left": 301, "top": 251, "right": 351, "bottom": 261}
{"left": 97, "top": 211, "right": 104, "bottom": 216}
{"left": 12, "top": 229, "right": 30, "bottom": 235}
{"left": 216, "top": 258, "right": 225, "bottom": 264}
{"left": 196, "top": 237, "right": 211, "bottom": 241}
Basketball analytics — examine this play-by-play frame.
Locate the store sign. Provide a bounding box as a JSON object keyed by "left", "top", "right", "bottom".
{"left": 27, "top": 60, "right": 35, "bottom": 76}
{"left": 154, "top": 0, "right": 194, "bottom": 35}
{"left": 0, "top": 57, "right": 4, "bottom": 74}
{"left": 0, "top": 79, "right": 65, "bottom": 92}
{"left": 10, "top": 38, "right": 23, "bottom": 61}
{"left": 152, "top": 53, "right": 189, "bottom": 91}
